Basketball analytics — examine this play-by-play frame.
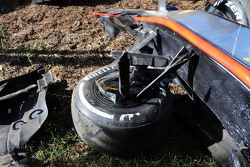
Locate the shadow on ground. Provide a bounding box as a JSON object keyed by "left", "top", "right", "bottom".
{"left": 0, "top": 50, "right": 113, "bottom": 67}
{"left": 0, "top": 53, "right": 219, "bottom": 166}
{"left": 0, "top": 0, "right": 30, "bottom": 14}
{"left": 28, "top": 87, "right": 220, "bottom": 167}
{"left": 0, "top": 0, "right": 122, "bottom": 14}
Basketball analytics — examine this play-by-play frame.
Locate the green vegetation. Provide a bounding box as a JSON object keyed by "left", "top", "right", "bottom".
{"left": 27, "top": 129, "right": 219, "bottom": 167}
{"left": 25, "top": 95, "right": 219, "bottom": 167}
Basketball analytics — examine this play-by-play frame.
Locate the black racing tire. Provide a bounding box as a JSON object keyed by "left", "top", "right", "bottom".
{"left": 213, "top": 0, "right": 250, "bottom": 26}
{"left": 71, "top": 64, "right": 171, "bottom": 155}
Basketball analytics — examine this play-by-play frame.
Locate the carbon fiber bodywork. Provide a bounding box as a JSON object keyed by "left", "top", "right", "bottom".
{"left": 0, "top": 67, "right": 53, "bottom": 166}
{"left": 94, "top": 9, "right": 250, "bottom": 164}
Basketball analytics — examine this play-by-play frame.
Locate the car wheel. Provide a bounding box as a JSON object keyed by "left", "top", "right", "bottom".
{"left": 212, "top": 0, "right": 250, "bottom": 26}
{"left": 71, "top": 64, "right": 171, "bottom": 155}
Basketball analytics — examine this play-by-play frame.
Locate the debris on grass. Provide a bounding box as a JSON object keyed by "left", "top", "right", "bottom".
{"left": 0, "top": 0, "right": 219, "bottom": 167}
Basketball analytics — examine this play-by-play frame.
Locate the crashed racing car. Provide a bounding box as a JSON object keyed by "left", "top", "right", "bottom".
{"left": 71, "top": 0, "right": 250, "bottom": 167}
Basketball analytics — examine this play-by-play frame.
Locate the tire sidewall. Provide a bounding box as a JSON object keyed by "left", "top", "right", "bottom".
{"left": 214, "top": 0, "right": 250, "bottom": 26}
{"left": 71, "top": 64, "right": 171, "bottom": 155}
{"left": 74, "top": 64, "right": 169, "bottom": 129}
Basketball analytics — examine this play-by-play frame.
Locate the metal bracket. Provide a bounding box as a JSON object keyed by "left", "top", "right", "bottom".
{"left": 118, "top": 52, "right": 130, "bottom": 98}
{"left": 114, "top": 51, "right": 169, "bottom": 66}
{"left": 175, "top": 74, "right": 194, "bottom": 101}
{"left": 112, "top": 27, "right": 158, "bottom": 62}
{"left": 128, "top": 28, "right": 157, "bottom": 52}
{"left": 117, "top": 51, "right": 169, "bottom": 98}
{"left": 113, "top": 15, "right": 142, "bottom": 40}
{"left": 117, "top": 47, "right": 194, "bottom": 99}
{"left": 137, "top": 47, "right": 195, "bottom": 98}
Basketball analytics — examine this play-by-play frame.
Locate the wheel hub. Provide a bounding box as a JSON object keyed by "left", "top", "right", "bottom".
{"left": 95, "top": 72, "right": 144, "bottom": 105}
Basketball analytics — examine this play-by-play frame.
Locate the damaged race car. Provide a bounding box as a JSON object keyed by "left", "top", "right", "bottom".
{"left": 71, "top": 0, "right": 250, "bottom": 166}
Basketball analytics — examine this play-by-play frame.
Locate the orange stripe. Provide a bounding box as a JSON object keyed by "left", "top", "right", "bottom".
{"left": 134, "top": 16, "right": 250, "bottom": 88}
{"left": 94, "top": 12, "right": 250, "bottom": 88}
{"left": 94, "top": 12, "right": 120, "bottom": 17}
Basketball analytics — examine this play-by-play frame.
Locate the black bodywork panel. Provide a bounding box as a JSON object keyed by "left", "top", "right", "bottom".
{"left": 158, "top": 24, "right": 250, "bottom": 149}
{"left": 95, "top": 9, "right": 250, "bottom": 157}
{"left": 0, "top": 66, "right": 53, "bottom": 162}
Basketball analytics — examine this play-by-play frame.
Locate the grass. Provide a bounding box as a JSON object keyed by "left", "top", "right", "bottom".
{"left": 0, "top": 53, "right": 220, "bottom": 167}
{"left": 31, "top": 130, "right": 80, "bottom": 165}
{"left": 25, "top": 92, "right": 219, "bottom": 167}
{"left": 27, "top": 128, "right": 219, "bottom": 167}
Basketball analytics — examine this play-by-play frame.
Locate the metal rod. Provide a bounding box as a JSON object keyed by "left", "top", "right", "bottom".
{"left": 158, "top": 0, "right": 166, "bottom": 12}
{"left": 136, "top": 47, "right": 191, "bottom": 98}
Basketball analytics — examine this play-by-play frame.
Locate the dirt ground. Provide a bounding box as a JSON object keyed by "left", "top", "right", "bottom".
{"left": 0, "top": 0, "right": 214, "bottom": 89}
{"left": 0, "top": 0, "right": 211, "bottom": 79}
{"left": 0, "top": 0, "right": 218, "bottom": 166}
